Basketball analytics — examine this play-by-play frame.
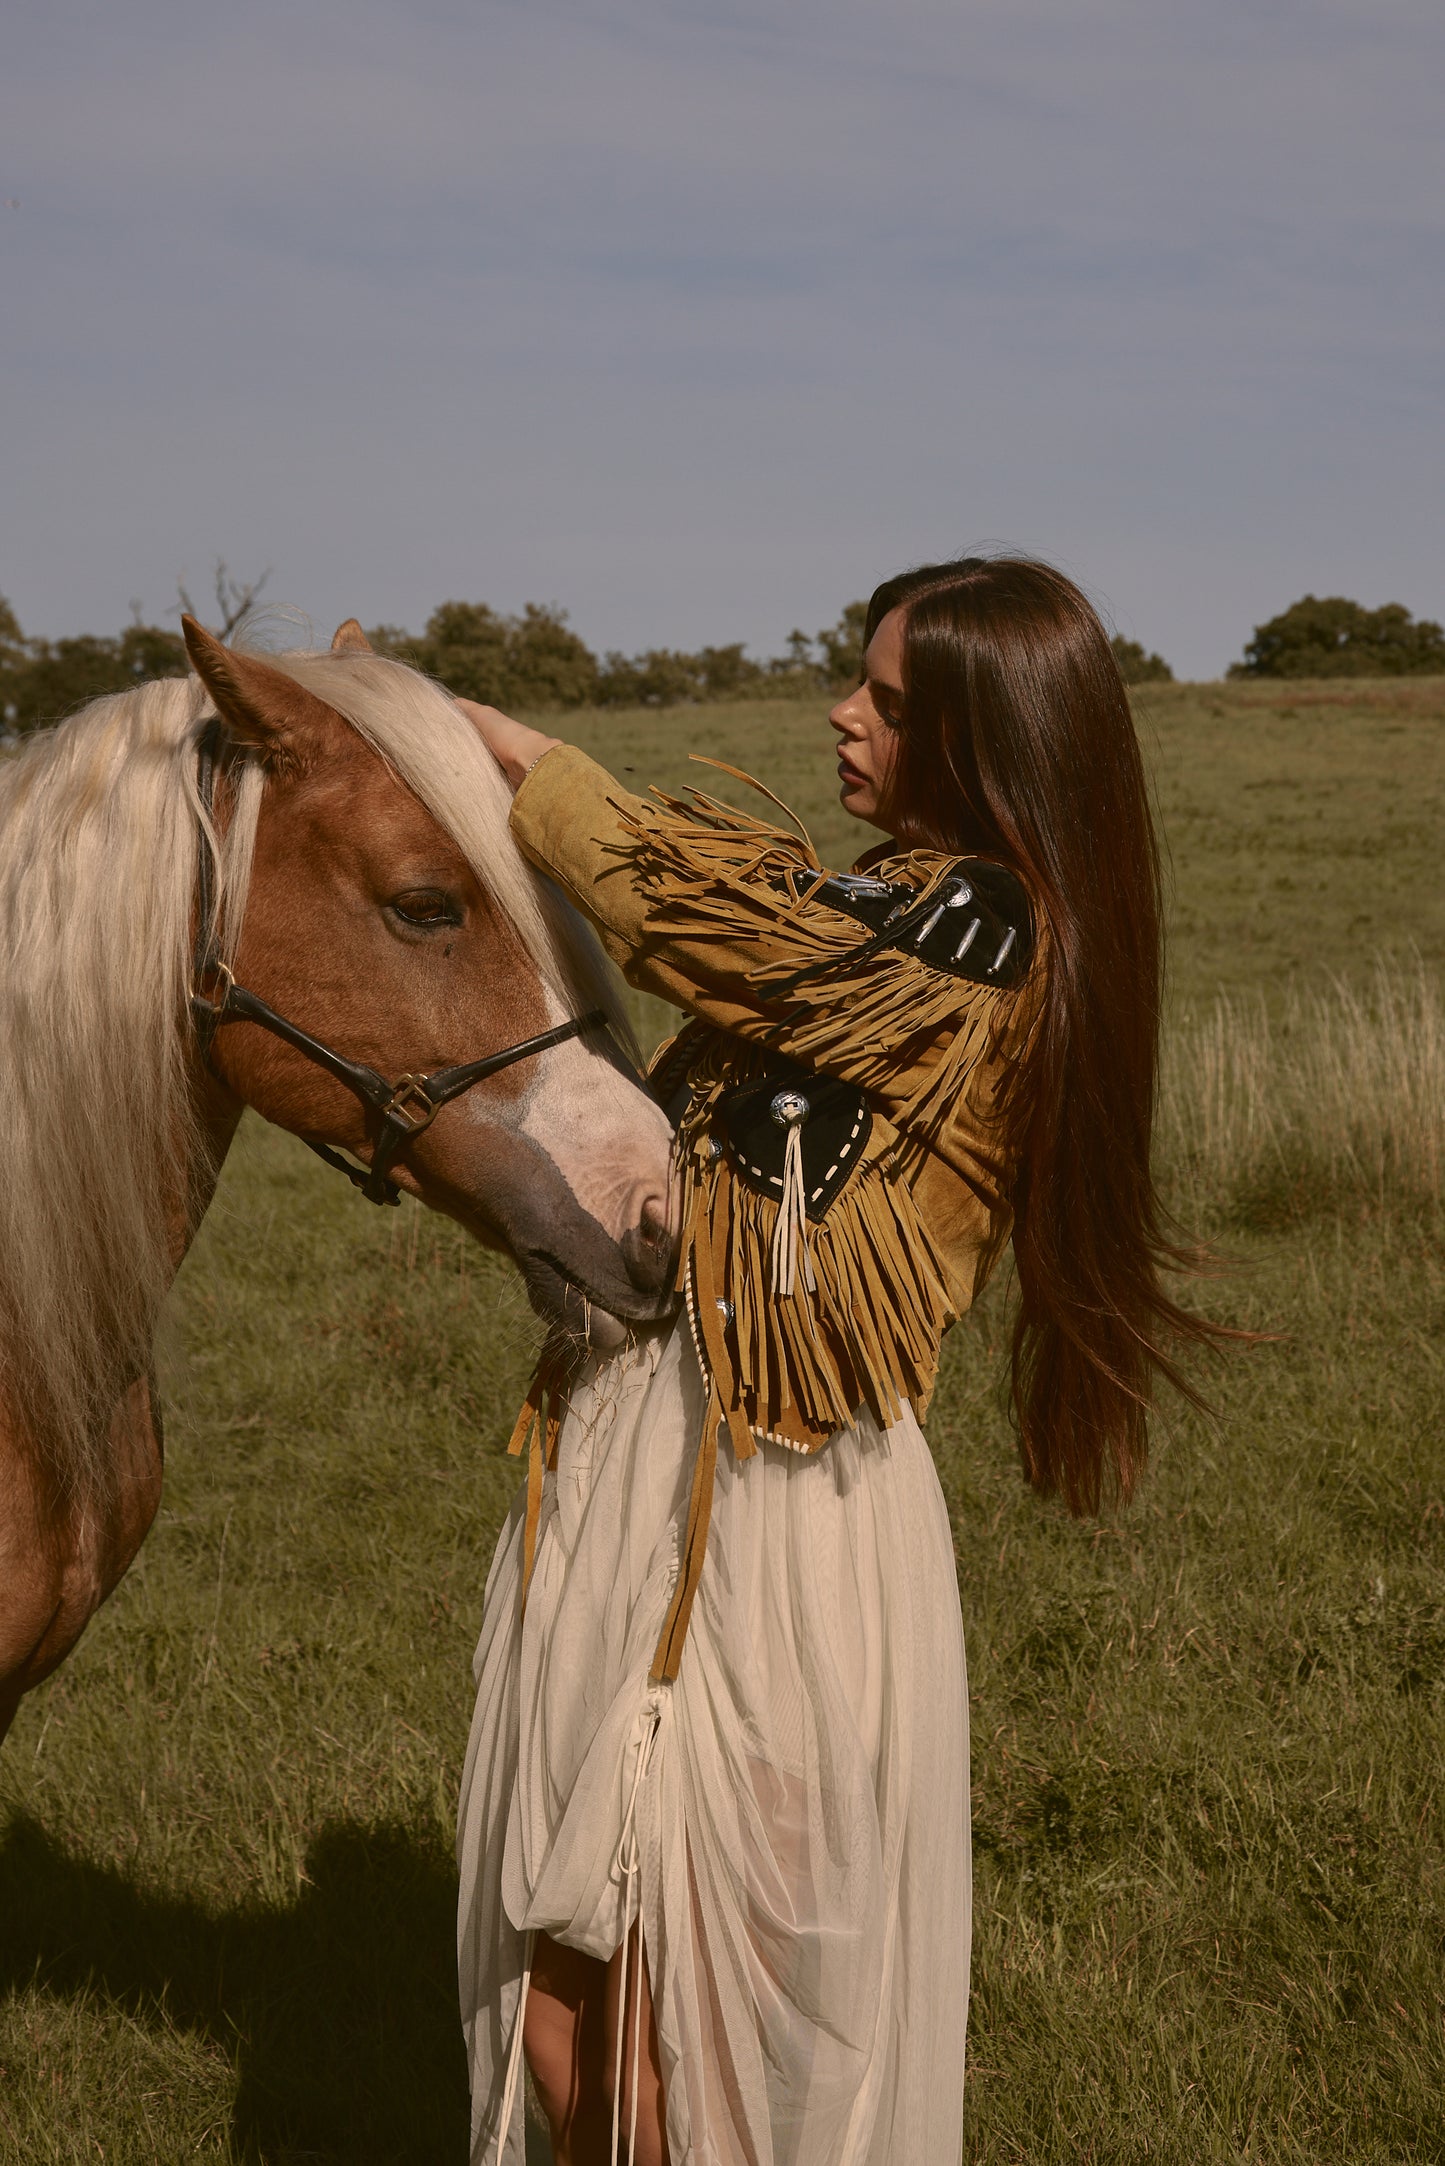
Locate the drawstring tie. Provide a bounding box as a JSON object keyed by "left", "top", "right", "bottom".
{"left": 496, "top": 1928, "right": 535, "bottom": 2158}
{"left": 612, "top": 1695, "right": 664, "bottom": 2165}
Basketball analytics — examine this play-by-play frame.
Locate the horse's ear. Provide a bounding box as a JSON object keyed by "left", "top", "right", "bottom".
{"left": 182, "top": 617, "right": 342, "bottom": 768}
{"left": 331, "top": 618, "right": 373, "bottom": 654}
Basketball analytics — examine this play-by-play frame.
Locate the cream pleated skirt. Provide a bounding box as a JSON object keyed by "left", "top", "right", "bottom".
{"left": 456, "top": 1319, "right": 970, "bottom": 2165}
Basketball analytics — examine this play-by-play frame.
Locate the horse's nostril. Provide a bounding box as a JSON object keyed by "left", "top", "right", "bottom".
{"left": 640, "top": 1198, "right": 670, "bottom": 1251}
{"left": 620, "top": 1191, "right": 678, "bottom": 1297}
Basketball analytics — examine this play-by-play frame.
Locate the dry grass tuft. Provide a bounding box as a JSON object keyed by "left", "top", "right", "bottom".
{"left": 1161, "top": 962, "right": 1444, "bottom": 1224}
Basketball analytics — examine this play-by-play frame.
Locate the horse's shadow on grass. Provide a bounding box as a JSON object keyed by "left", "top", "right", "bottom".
{"left": 0, "top": 1810, "right": 520, "bottom": 2164}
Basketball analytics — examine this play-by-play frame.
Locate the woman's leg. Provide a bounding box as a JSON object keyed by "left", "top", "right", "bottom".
{"left": 604, "top": 1923, "right": 669, "bottom": 2166}
{"left": 523, "top": 1934, "right": 607, "bottom": 2163}
{"left": 524, "top": 1929, "right": 669, "bottom": 2165}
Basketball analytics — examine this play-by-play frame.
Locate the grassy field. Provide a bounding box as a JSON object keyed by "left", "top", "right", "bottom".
{"left": 2, "top": 677, "right": 1443, "bottom": 2162}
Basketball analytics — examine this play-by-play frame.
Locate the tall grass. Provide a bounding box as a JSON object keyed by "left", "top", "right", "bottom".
{"left": 1161, "top": 962, "right": 1444, "bottom": 1224}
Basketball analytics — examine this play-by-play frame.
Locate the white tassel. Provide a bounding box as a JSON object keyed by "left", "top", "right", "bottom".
{"left": 612, "top": 1698, "right": 664, "bottom": 2166}
{"left": 770, "top": 1094, "right": 816, "bottom": 1298}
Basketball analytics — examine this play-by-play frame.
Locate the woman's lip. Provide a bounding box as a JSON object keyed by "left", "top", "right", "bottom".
{"left": 837, "top": 757, "right": 866, "bottom": 787}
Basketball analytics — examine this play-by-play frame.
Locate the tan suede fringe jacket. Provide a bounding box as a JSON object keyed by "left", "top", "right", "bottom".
{"left": 504, "top": 746, "right": 1047, "bottom": 1683}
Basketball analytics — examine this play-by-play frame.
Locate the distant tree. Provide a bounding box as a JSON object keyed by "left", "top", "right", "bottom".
{"left": 587, "top": 605, "right": 877, "bottom": 709}
{"left": 416, "top": 601, "right": 513, "bottom": 704}
{"left": 0, "top": 596, "right": 187, "bottom": 735}
{"left": 361, "top": 623, "right": 421, "bottom": 663}
{"left": 0, "top": 596, "right": 27, "bottom": 729}
{"left": 118, "top": 617, "right": 188, "bottom": 682}
{"left": 816, "top": 601, "right": 868, "bottom": 687}
{"left": 1111, "top": 634, "right": 1174, "bottom": 685}
{"left": 596, "top": 641, "right": 779, "bottom": 707}
{"left": 596, "top": 648, "right": 707, "bottom": 707}
{"left": 414, "top": 600, "right": 598, "bottom": 710}
{"left": 27, "top": 636, "right": 135, "bottom": 721}
{"left": 177, "top": 560, "right": 272, "bottom": 641}
{"left": 763, "top": 630, "right": 819, "bottom": 689}
{"left": 696, "top": 644, "right": 764, "bottom": 699}
{"left": 1230, "top": 595, "right": 1445, "bottom": 679}
{"left": 13, "top": 635, "right": 144, "bottom": 730}
{"left": 506, "top": 603, "right": 600, "bottom": 709}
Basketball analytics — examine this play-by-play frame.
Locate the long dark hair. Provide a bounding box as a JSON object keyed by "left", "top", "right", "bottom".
{"left": 868, "top": 555, "right": 1211, "bottom": 1513}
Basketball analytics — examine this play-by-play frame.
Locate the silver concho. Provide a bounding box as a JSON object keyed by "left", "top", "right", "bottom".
{"left": 770, "top": 1089, "right": 810, "bottom": 1127}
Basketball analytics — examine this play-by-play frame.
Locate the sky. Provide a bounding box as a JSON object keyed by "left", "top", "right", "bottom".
{"left": 2, "top": 0, "right": 1441, "bottom": 679}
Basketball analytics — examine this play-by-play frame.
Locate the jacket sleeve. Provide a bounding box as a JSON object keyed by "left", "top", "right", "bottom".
{"left": 510, "top": 743, "right": 1041, "bottom": 1135}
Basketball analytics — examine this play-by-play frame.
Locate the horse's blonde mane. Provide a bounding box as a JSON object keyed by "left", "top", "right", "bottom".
{"left": 0, "top": 646, "right": 626, "bottom": 1500}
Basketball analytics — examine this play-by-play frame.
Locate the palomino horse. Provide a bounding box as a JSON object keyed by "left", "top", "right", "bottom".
{"left": 0, "top": 617, "right": 676, "bottom": 1745}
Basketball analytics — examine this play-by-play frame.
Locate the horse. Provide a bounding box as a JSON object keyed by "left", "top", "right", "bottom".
{"left": 0, "top": 615, "right": 676, "bottom": 1745}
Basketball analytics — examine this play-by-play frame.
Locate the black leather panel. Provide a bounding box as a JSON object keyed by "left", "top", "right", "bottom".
{"left": 717, "top": 1065, "right": 872, "bottom": 1220}
{"left": 808, "top": 859, "right": 1034, "bottom": 988}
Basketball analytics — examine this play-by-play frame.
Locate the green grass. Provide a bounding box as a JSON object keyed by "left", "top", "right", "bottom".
{"left": 3, "top": 679, "right": 1444, "bottom": 2162}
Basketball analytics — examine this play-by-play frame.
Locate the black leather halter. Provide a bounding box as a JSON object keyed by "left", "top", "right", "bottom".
{"left": 190, "top": 726, "right": 609, "bottom": 1206}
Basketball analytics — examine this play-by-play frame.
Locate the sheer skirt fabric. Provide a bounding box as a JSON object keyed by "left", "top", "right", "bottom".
{"left": 457, "top": 1321, "right": 970, "bottom": 2166}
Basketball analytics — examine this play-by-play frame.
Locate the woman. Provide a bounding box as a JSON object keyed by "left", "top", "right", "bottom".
{"left": 457, "top": 557, "right": 1212, "bottom": 2165}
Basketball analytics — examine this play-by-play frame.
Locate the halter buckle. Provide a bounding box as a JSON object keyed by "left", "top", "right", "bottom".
{"left": 382, "top": 1074, "right": 439, "bottom": 1133}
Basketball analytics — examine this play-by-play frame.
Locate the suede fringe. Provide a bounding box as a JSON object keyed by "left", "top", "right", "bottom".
{"left": 507, "top": 1351, "right": 566, "bottom": 1619}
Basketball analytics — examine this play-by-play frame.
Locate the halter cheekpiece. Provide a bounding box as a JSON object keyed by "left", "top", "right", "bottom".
{"left": 190, "top": 722, "right": 610, "bottom": 1205}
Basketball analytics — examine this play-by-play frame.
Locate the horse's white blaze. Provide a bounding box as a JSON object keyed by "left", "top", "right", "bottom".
{"left": 515, "top": 992, "right": 674, "bottom": 1241}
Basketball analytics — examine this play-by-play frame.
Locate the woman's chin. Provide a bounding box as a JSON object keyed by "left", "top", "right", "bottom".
{"left": 838, "top": 780, "right": 872, "bottom": 818}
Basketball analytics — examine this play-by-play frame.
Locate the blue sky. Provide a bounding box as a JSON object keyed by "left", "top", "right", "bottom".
{"left": 3, "top": 0, "right": 1441, "bottom": 677}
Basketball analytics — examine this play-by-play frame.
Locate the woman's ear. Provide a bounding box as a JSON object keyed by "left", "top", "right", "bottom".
{"left": 182, "top": 616, "right": 346, "bottom": 770}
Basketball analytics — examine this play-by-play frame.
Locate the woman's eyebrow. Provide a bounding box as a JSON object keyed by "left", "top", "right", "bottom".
{"left": 867, "top": 673, "right": 904, "bottom": 704}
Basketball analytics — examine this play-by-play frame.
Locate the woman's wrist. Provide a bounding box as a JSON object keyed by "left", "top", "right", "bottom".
{"left": 454, "top": 699, "right": 561, "bottom": 791}
{"left": 519, "top": 741, "right": 560, "bottom": 784}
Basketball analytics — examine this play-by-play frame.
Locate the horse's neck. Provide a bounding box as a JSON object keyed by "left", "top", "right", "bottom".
{"left": 166, "top": 1068, "right": 246, "bottom": 1278}
{"left": 0, "top": 1066, "right": 247, "bottom": 1709}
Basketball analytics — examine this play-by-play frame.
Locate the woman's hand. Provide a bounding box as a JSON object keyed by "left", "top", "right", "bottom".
{"left": 454, "top": 699, "right": 562, "bottom": 791}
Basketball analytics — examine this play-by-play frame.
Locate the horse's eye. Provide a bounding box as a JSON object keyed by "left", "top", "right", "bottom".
{"left": 390, "top": 889, "right": 460, "bottom": 929}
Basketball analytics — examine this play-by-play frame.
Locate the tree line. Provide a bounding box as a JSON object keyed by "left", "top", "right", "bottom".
{"left": 361, "top": 598, "right": 874, "bottom": 713}
{"left": 2, "top": 576, "right": 1442, "bottom": 735}
{"left": 0, "top": 579, "right": 873, "bottom": 733}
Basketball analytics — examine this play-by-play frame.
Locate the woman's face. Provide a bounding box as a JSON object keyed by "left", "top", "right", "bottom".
{"left": 829, "top": 605, "right": 905, "bottom": 828}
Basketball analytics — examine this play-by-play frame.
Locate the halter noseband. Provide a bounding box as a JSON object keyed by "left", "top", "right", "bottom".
{"left": 190, "top": 725, "right": 609, "bottom": 1206}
